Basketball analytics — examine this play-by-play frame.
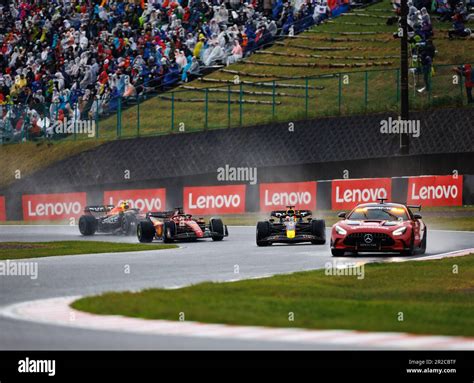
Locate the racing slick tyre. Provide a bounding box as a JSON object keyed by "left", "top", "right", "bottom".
{"left": 401, "top": 233, "right": 415, "bottom": 256}
{"left": 78, "top": 215, "right": 97, "bottom": 236}
{"left": 163, "top": 221, "right": 176, "bottom": 243}
{"left": 310, "top": 219, "right": 326, "bottom": 245}
{"left": 137, "top": 221, "right": 155, "bottom": 243}
{"left": 331, "top": 249, "right": 345, "bottom": 257}
{"left": 210, "top": 218, "right": 225, "bottom": 241}
{"left": 256, "top": 221, "right": 271, "bottom": 247}
{"left": 121, "top": 214, "right": 138, "bottom": 236}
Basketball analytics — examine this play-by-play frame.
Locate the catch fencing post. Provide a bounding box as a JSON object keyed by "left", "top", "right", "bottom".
{"left": 95, "top": 99, "right": 99, "bottom": 139}
{"left": 272, "top": 80, "right": 276, "bottom": 117}
{"left": 239, "top": 83, "right": 243, "bottom": 127}
{"left": 117, "top": 97, "right": 122, "bottom": 138}
{"left": 137, "top": 95, "right": 140, "bottom": 137}
{"left": 338, "top": 74, "right": 342, "bottom": 115}
{"left": 227, "top": 85, "right": 231, "bottom": 128}
{"left": 205, "top": 88, "right": 209, "bottom": 130}
{"left": 396, "top": 68, "right": 400, "bottom": 105}
{"left": 305, "top": 78, "right": 309, "bottom": 117}
{"left": 171, "top": 92, "right": 175, "bottom": 132}
{"left": 364, "top": 71, "right": 368, "bottom": 111}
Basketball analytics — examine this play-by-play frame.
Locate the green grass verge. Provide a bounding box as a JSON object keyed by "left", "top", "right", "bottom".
{"left": 0, "top": 241, "right": 177, "bottom": 261}
{"left": 72, "top": 254, "right": 474, "bottom": 337}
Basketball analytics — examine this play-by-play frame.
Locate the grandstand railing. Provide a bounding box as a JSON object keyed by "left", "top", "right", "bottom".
{"left": 0, "top": 63, "right": 472, "bottom": 144}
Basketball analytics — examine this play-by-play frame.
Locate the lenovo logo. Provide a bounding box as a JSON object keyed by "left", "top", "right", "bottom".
{"left": 184, "top": 185, "right": 246, "bottom": 214}
{"left": 260, "top": 182, "right": 316, "bottom": 211}
{"left": 332, "top": 178, "right": 392, "bottom": 210}
{"left": 407, "top": 175, "right": 463, "bottom": 207}
{"left": 22, "top": 193, "right": 87, "bottom": 221}
{"left": 104, "top": 189, "right": 166, "bottom": 212}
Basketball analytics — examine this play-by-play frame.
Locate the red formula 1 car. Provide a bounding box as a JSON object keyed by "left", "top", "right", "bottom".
{"left": 330, "top": 199, "right": 427, "bottom": 256}
{"left": 136, "top": 208, "right": 228, "bottom": 243}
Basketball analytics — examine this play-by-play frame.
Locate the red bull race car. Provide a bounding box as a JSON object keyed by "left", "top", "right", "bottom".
{"left": 256, "top": 206, "right": 326, "bottom": 246}
{"left": 137, "top": 208, "right": 228, "bottom": 243}
{"left": 78, "top": 201, "right": 143, "bottom": 236}
{"left": 330, "top": 198, "right": 427, "bottom": 256}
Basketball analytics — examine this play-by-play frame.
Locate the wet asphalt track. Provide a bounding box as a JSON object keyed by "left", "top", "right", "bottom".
{"left": 0, "top": 225, "right": 473, "bottom": 350}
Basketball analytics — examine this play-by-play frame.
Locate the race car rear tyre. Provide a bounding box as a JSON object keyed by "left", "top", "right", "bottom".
{"left": 163, "top": 221, "right": 176, "bottom": 243}
{"left": 121, "top": 214, "right": 138, "bottom": 236}
{"left": 137, "top": 221, "right": 155, "bottom": 243}
{"left": 331, "top": 249, "right": 345, "bottom": 257}
{"left": 210, "top": 218, "right": 225, "bottom": 241}
{"left": 79, "top": 215, "right": 97, "bottom": 236}
{"left": 310, "top": 219, "right": 326, "bottom": 245}
{"left": 256, "top": 221, "right": 271, "bottom": 247}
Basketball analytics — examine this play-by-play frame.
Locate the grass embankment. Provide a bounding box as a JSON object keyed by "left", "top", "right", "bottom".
{"left": 72, "top": 254, "right": 474, "bottom": 337}
{"left": 0, "top": 241, "right": 177, "bottom": 261}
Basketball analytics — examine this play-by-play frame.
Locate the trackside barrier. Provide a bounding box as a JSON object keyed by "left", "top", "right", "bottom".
{"left": 5, "top": 174, "right": 471, "bottom": 221}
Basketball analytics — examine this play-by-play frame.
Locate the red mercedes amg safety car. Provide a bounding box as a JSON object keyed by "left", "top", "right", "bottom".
{"left": 330, "top": 199, "right": 427, "bottom": 256}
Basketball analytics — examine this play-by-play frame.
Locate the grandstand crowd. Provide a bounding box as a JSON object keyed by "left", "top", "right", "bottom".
{"left": 0, "top": 0, "right": 472, "bottom": 142}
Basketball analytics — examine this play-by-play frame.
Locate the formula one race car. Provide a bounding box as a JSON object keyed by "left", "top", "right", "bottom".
{"left": 136, "top": 208, "right": 228, "bottom": 243}
{"left": 256, "top": 206, "right": 326, "bottom": 246}
{"left": 78, "top": 201, "right": 143, "bottom": 236}
{"left": 330, "top": 198, "right": 427, "bottom": 256}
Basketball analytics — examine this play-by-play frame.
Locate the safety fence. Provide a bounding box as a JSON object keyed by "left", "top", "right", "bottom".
{"left": 0, "top": 63, "right": 472, "bottom": 143}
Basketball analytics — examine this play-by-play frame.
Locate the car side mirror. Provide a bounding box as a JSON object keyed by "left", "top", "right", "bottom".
{"left": 337, "top": 212, "right": 346, "bottom": 219}
{"left": 413, "top": 213, "right": 422, "bottom": 219}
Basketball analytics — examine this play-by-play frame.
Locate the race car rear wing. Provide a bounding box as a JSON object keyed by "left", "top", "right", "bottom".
{"left": 84, "top": 205, "right": 115, "bottom": 213}
{"left": 147, "top": 211, "right": 176, "bottom": 219}
{"left": 407, "top": 204, "right": 422, "bottom": 211}
{"left": 271, "top": 209, "right": 312, "bottom": 218}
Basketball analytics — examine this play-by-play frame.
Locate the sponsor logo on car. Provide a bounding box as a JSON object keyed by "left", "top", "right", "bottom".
{"left": 184, "top": 185, "right": 246, "bottom": 214}
{"left": 22, "top": 192, "right": 87, "bottom": 221}
{"left": 259, "top": 181, "right": 317, "bottom": 211}
{"left": 103, "top": 188, "right": 166, "bottom": 212}
{"left": 0, "top": 196, "right": 5, "bottom": 221}
{"left": 332, "top": 178, "right": 392, "bottom": 210}
{"left": 407, "top": 175, "right": 463, "bottom": 207}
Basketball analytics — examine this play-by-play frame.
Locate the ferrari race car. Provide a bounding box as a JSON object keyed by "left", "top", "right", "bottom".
{"left": 256, "top": 206, "right": 326, "bottom": 246}
{"left": 330, "top": 198, "right": 427, "bottom": 256}
{"left": 78, "top": 201, "right": 143, "bottom": 236}
{"left": 136, "top": 208, "right": 228, "bottom": 243}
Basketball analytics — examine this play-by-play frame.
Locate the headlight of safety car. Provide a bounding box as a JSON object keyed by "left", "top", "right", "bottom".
{"left": 392, "top": 226, "right": 407, "bottom": 236}
{"left": 335, "top": 225, "right": 347, "bottom": 235}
